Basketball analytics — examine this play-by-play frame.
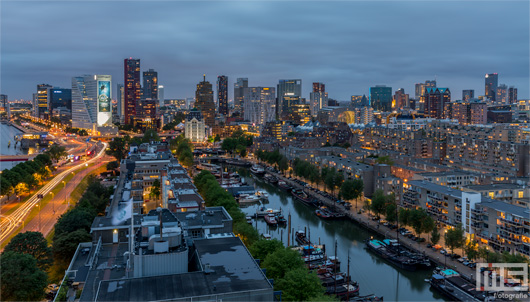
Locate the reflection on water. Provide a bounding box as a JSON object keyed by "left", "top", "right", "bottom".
{"left": 225, "top": 165, "right": 444, "bottom": 302}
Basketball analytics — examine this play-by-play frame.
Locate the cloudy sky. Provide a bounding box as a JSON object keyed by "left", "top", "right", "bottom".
{"left": 1, "top": 0, "right": 528, "bottom": 101}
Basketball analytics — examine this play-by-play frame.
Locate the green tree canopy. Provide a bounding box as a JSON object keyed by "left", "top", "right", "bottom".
{"left": 54, "top": 207, "right": 96, "bottom": 239}
{"left": 276, "top": 268, "right": 325, "bottom": 302}
{"left": 52, "top": 229, "right": 92, "bottom": 260}
{"left": 4, "top": 231, "right": 52, "bottom": 270}
{"left": 249, "top": 239, "right": 284, "bottom": 261}
{"left": 444, "top": 224, "right": 465, "bottom": 254}
{"left": 106, "top": 137, "right": 129, "bottom": 161}
{"left": 262, "top": 247, "right": 305, "bottom": 280}
{"left": 375, "top": 155, "right": 394, "bottom": 166}
{"left": 0, "top": 251, "right": 48, "bottom": 302}
{"left": 431, "top": 226, "right": 441, "bottom": 245}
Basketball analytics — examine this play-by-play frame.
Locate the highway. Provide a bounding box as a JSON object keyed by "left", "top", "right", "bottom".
{"left": 0, "top": 141, "right": 109, "bottom": 244}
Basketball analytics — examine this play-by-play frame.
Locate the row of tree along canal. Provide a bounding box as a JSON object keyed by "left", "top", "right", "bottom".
{"left": 230, "top": 166, "right": 445, "bottom": 302}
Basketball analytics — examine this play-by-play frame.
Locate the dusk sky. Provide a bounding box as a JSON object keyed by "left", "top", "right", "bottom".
{"left": 1, "top": 0, "right": 528, "bottom": 101}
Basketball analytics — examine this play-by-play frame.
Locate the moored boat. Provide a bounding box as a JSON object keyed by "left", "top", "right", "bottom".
{"left": 238, "top": 194, "right": 261, "bottom": 203}
{"left": 291, "top": 189, "right": 316, "bottom": 207}
{"left": 277, "top": 180, "right": 292, "bottom": 191}
{"left": 255, "top": 206, "right": 281, "bottom": 217}
{"left": 263, "top": 213, "right": 278, "bottom": 226}
{"left": 250, "top": 164, "right": 266, "bottom": 175}
{"left": 365, "top": 239, "right": 418, "bottom": 271}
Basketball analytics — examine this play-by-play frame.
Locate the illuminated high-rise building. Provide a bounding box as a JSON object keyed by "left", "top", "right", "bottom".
{"left": 415, "top": 80, "right": 436, "bottom": 99}
{"left": 310, "top": 82, "right": 328, "bottom": 116}
{"left": 424, "top": 87, "right": 450, "bottom": 119}
{"left": 37, "top": 84, "right": 53, "bottom": 118}
{"left": 217, "top": 75, "right": 228, "bottom": 115}
{"left": 117, "top": 84, "right": 124, "bottom": 123}
{"left": 195, "top": 75, "right": 215, "bottom": 127}
{"left": 158, "top": 85, "right": 165, "bottom": 108}
{"left": 234, "top": 78, "right": 248, "bottom": 115}
{"left": 462, "top": 89, "right": 474, "bottom": 102}
{"left": 124, "top": 58, "right": 141, "bottom": 124}
{"left": 496, "top": 84, "right": 507, "bottom": 105}
{"left": 508, "top": 87, "right": 518, "bottom": 104}
{"left": 71, "top": 75, "right": 112, "bottom": 132}
{"left": 485, "top": 73, "right": 498, "bottom": 101}
{"left": 370, "top": 85, "right": 392, "bottom": 112}
{"left": 142, "top": 69, "right": 158, "bottom": 100}
{"left": 393, "top": 88, "right": 409, "bottom": 109}
{"left": 243, "top": 87, "right": 276, "bottom": 128}
{"left": 277, "top": 79, "right": 302, "bottom": 117}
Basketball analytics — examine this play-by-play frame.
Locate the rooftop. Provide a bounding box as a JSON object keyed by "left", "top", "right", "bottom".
{"left": 464, "top": 183, "right": 524, "bottom": 191}
{"left": 408, "top": 180, "right": 462, "bottom": 199}
{"left": 95, "top": 237, "right": 272, "bottom": 302}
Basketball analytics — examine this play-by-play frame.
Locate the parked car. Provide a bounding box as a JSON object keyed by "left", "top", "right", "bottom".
{"left": 468, "top": 262, "right": 476, "bottom": 268}
{"left": 440, "top": 249, "right": 447, "bottom": 255}
{"left": 451, "top": 253, "right": 461, "bottom": 259}
{"left": 416, "top": 237, "right": 426, "bottom": 243}
{"left": 457, "top": 257, "right": 468, "bottom": 263}
{"left": 426, "top": 243, "right": 433, "bottom": 248}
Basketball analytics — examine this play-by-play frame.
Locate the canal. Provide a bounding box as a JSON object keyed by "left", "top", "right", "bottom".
{"left": 0, "top": 123, "right": 35, "bottom": 170}
{"left": 233, "top": 167, "right": 445, "bottom": 301}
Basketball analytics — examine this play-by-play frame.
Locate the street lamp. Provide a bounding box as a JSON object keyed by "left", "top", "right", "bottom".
{"left": 49, "top": 191, "right": 55, "bottom": 213}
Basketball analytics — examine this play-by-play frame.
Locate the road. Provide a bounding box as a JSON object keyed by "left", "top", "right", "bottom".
{"left": 0, "top": 141, "right": 108, "bottom": 244}
{"left": 22, "top": 156, "right": 112, "bottom": 238}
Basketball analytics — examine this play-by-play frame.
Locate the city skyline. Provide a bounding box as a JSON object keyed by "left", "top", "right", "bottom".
{"left": 1, "top": 1, "right": 528, "bottom": 101}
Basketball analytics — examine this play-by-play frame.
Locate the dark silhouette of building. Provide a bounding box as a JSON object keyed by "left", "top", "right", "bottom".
{"left": 143, "top": 69, "right": 158, "bottom": 100}
{"left": 234, "top": 78, "right": 248, "bottom": 116}
{"left": 195, "top": 75, "right": 215, "bottom": 127}
{"left": 124, "top": 58, "right": 141, "bottom": 124}
{"left": 217, "top": 75, "right": 228, "bottom": 116}
{"left": 370, "top": 85, "right": 392, "bottom": 112}
{"left": 424, "top": 87, "right": 450, "bottom": 119}
{"left": 485, "top": 73, "right": 498, "bottom": 101}
{"left": 462, "top": 89, "right": 474, "bottom": 102}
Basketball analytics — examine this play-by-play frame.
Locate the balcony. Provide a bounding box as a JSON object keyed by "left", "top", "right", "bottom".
{"left": 516, "top": 248, "right": 530, "bottom": 256}
{"left": 499, "top": 217, "right": 524, "bottom": 227}
{"left": 499, "top": 224, "right": 523, "bottom": 235}
{"left": 498, "top": 232, "right": 521, "bottom": 244}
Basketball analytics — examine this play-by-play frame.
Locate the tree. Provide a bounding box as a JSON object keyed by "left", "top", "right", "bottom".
{"left": 278, "top": 157, "right": 289, "bottom": 172}
{"left": 142, "top": 129, "right": 160, "bottom": 143}
{"left": 0, "top": 251, "right": 48, "bottom": 301}
{"left": 431, "top": 226, "right": 441, "bottom": 245}
{"left": 14, "top": 182, "right": 29, "bottom": 196}
{"left": 106, "top": 137, "right": 128, "bottom": 162}
{"left": 106, "top": 161, "right": 119, "bottom": 171}
{"left": 249, "top": 239, "right": 284, "bottom": 261}
{"left": 464, "top": 241, "right": 479, "bottom": 261}
{"left": 52, "top": 229, "right": 91, "bottom": 260}
{"left": 150, "top": 179, "right": 161, "bottom": 201}
{"left": 444, "top": 225, "right": 465, "bottom": 254}
{"left": 385, "top": 202, "right": 397, "bottom": 224}
{"left": 398, "top": 208, "right": 410, "bottom": 227}
{"left": 4, "top": 231, "right": 53, "bottom": 270}
{"left": 45, "top": 144, "right": 67, "bottom": 162}
{"left": 262, "top": 247, "right": 305, "bottom": 280}
{"left": 54, "top": 207, "right": 96, "bottom": 239}
{"left": 276, "top": 268, "right": 325, "bottom": 302}
{"left": 23, "top": 174, "right": 37, "bottom": 194}
{"left": 375, "top": 155, "right": 394, "bottom": 166}
{"left": 370, "top": 189, "right": 387, "bottom": 217}
{"left": 422, "top": 216, "right": 436, "bottom": 241}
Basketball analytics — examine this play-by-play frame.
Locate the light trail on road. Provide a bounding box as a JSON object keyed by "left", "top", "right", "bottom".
{"left": 0, "top": 141, "right": 108, "bottom": 243}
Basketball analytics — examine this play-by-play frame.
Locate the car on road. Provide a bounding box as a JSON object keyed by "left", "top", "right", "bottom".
{"left": 440, "top": 249, "right": 448, "bottom": 255}
{"left": 457, "top": 257, "right": 468, "bottom": 263}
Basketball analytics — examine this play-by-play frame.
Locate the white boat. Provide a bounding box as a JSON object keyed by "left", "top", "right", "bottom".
{"left": 255, "top": 190, "right": 269, "bottom": 199}
{"left": 239, "top": 194, "right": 261, "bottom": 203}
{"left": 256, "top": 207, "right": 281, "bottom": 216}
{"left": 262, "top": 233, "right": 272, "bottom": 240}
{"left": 250, "top": 164, "right": 266, "bottom": 175}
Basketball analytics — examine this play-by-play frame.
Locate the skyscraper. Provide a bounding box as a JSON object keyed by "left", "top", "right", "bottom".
{"left": 496, "top": 84, "right": 507, "bottom": 104}
{"left": 424, "top": 87, "right": 450, "bottom": 119}
{"left": 351, "top": 95, "right": 369, "bottom": 108}
{"left": 414, "top": 80, "right": 436, "bottom": 99}
{"left": 309, "top": 82, "right": 328, "bottom": 116}
{"left": 277, "top": 79, "right": 302, "bottom": 117}
{"left": 49, "top": 88, "right": 72, "bottom": 111}
{"left": 508, "top": 87, "right": 518, "bottom": 104}
{"left": 243, "top": 87, "right": 276, "bottom": 128}
{"left": 234, "top": 78, "right": 248, "bottom": 115}
{"left": 369, "top": 85, "right": 392, "bottom": 112}
{"left": 117, "top": 84, "right": 124, "bottom": 123}
{"left": 124, "top": 58, "right": 141, "bottom": 124}
{"left": 71, "top": 75, "right": 112, "bottom": 131}
{"left": 0, "top": 94, "right": 8, "bottom": 116}
{"left": 217, "top": 75, "right": 228, "bottom": 116}
{"left": 158, "top": 85, "right": 165, "bottom": 108}
{"left": 142, "top": 69, "right": 158, "bottom": 100}
{"left": 393, "top": 88, "right": 409, "bottom": 109}
{"left": 195, "top": 75, "right": 215, "bottom": 127}
{"left": 485, "top": 73, "right": 498, "bottom": 101}
{"left": 37, "top": 84, "right": 53, "bottom": 118}
{"left": 462, "top": 90, "right": 474, "bottom": 102}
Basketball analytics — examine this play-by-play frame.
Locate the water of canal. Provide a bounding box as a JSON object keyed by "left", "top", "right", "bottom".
{"left": 233, "top": 168, "right": 445, "bottom": 302}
